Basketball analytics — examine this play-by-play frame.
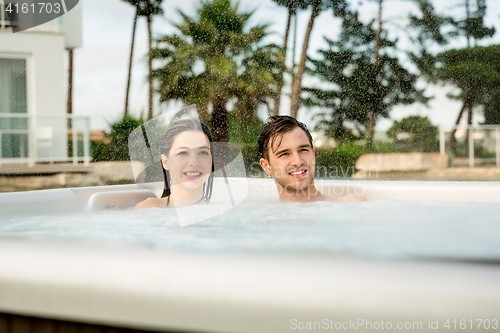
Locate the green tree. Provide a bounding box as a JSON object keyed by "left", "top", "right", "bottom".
{"left": 386, "top": 115, "right": 439, "bottom": 152}
{"left": 483, "top": 90, "right": 500, "bottom": 125}
{"left": 457, "top": 0, "right": 495, "bottom": 125}
{"left": 367, "top": 0, "right": 452, "bottom": 142}
{"left": 435, "top": 45, "right": 500, "bottom": 146}
{"left": 304, "top": 10, "right": 428, "bottom": 145}
{"left": 407, "top": 0, "right": 453, "bottom": 76}
{"left": 453, "top": 0, "right": 495, "bottom": 48}
{"left": 152, "top": 0, "right": 282, "bottom": 142}
{"left": 418, "top": 0, "right": 496, "bottom": 144}
{"left": 446, "top": 0, "right": 495, "bottom": 143}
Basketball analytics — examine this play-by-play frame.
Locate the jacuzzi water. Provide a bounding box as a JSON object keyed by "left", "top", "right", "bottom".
{"left": 1, "top": 199, "right": 500, "bottom": 261}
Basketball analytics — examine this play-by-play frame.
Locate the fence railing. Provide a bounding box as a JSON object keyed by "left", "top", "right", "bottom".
{"left": 0, "top": 114, "right": 91, "bottom": 166}
{"left": 439, "top": 125, "right": 500, "bottom": 168}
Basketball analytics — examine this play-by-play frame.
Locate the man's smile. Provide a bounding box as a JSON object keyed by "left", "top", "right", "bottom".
{"left": 289, "top": 168, "right": 307, "bottom": 178}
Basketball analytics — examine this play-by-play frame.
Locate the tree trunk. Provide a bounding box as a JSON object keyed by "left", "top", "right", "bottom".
{"left": 366, "top": 109, "right": 376, "bottom": 146}
{"left": 198, "top": 104, "right": 208, "bottom": 124}
{"left": 374, "top": 0, "right": 383, "bottom": 67}
{"left": 448, "top": 100, "right": 468, "bottom": 148}
{"left": 67, "top": 48, "right": 73, "bottom": 129}
{"left": 147, "top": 16, "right": 153, "bottom": 120}
{"left": 465, "top": 102, "right": 473, "bottom": 154}
{"left": 211, "top": 100, "right": 229, "bottom": 172}
{"left": 124, "top": 7, "right": 138, "bottom": 118}
{"left": 211, "top": 101, "right": 228, "bottom": 143}
{"left": 273, "top": 8, "right": 293, "bottom": 116}
{"left": 293, "top": 12, "right": 298, "bottom": 72}
{"left": 366, "top": 0, "right": 383, "bottom": 146}
{"left": 289, "top": 4, "right": 319, "bottom": 118}
{"left": 467, "top": 103, "right": 473, "bottom": 125}
{"left": 465, "top": 0, "right": 471, "bottom": 47}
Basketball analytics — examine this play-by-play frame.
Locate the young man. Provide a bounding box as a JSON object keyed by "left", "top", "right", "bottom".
{"left": 258, "top": 116, "right": 366, "bottom": 203}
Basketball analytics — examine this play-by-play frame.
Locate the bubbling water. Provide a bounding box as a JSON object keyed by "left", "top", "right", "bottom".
{"left": 1, "top": 199, "right": 499, "bottom": 261}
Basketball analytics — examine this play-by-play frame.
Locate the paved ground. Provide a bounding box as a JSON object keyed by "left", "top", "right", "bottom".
{"left": 353, "top": 167, "right": 500, "bottom": 181}
{"left": 0, "top": 162, "right": 135, "bottom": 192}
{"left": 0, "top": 163, "right": 92, "bottom": 176}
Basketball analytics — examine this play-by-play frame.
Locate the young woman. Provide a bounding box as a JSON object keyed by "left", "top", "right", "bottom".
{"left": 134, "top": 119, "right": 214, "bottom": 209}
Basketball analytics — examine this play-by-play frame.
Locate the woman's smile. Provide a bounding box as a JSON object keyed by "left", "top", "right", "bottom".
{"left": 183, "top": 171, "right": 203, "bottom": 180}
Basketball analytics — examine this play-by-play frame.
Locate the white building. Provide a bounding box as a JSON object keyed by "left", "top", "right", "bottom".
{"left": 0, "top": 0, "right": 87, "bottom": 164}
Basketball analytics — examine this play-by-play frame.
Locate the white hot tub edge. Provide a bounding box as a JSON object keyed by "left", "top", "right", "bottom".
{"left": 0, "top": 179, "right": 500, "bottom": 332}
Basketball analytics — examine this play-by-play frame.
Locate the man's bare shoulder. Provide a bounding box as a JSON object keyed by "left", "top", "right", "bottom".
{"left": 330, "top": 195, "right": 367, "bottom": 203}
{"left": 134, "top": 197, "right": 165, "bottom": 209}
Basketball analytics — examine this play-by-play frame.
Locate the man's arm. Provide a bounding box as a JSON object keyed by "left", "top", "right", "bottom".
{"left": 332, "top": 195, "right": 367, "bottom": 203}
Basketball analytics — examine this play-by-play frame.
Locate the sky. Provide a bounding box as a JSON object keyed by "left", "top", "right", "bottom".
{"left": 71, "top": 0, "right": 500, "bottom": 133}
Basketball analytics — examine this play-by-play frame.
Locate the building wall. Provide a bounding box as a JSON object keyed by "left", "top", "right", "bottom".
{"left": 0, "top": 30, "right": 67, "bottom": 160}
{"left": 62, "top": 1, "right": 82, "bottom": 49}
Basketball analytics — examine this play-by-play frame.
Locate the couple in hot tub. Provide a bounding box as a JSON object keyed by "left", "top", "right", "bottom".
{"left": 135, "top": 115, "right": 365, "bottom": 209}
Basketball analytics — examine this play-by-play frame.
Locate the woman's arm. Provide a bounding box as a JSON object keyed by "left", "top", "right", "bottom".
{"left": 134, "top": 197, "right": 166, "bottom": 209}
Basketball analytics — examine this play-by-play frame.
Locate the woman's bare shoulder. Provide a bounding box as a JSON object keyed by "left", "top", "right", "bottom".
{"left": 134, "top": 197, "right": 166, "bottom": 209}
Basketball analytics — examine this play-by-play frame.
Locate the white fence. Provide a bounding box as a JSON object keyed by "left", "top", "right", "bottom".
{"left": 0, "top": 114, "right": 91, "bottom": 166}
{"left": 440, "top": 125, "right": 500, "bottom": 168}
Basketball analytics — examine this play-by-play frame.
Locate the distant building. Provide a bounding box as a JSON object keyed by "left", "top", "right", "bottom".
{"left": 0, "top": 0, "right": 85, "bottom": 164}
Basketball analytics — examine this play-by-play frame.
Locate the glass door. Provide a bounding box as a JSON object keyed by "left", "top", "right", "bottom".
{"left": 0, "top": 57, "right": 29, "bottom": 159}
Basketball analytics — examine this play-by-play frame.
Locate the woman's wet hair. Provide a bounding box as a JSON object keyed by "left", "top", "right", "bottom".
{"left": 257, "top": 115, "right": 313, "bottom": 161}
{"left": 160, "top": 119, "right": 214, "bottom": 201}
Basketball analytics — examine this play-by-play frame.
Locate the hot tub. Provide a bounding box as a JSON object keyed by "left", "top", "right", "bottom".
{"left": 0, "top": 179, "right": 500, "bottom": 332}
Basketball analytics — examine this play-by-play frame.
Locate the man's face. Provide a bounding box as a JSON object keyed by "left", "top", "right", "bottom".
{"left": 260, "top": 126, "right": 315, "bottom": 193}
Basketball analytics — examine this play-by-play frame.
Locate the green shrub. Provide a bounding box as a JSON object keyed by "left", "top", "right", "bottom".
{"left": 374, "top": 141, "right": 409, "bottom": 153}
{"left": 90, "top": 113, "right": 369, "bottom": 179}
{"left": 240, "top": 143, "right": 263, "bottom": 176}
{"left": 92, "top": 115, "right": 144, "bottom": 162}
{"left": 386, "top": 116, "right": 439, "bottom": 152}
{"left": 315, "top": 144, "right": 370, "bottom": 178}
{"left": 235, "top": 143, "right": 368, "bottom": 178}
{"left": 449, "top": 140, "right": 496, "bottom": 159}
{"left": 228, "top": 113, "right": 264, "bottom": 144}
{"left": 90, "top": 140, "right": 111, "bottom": 162}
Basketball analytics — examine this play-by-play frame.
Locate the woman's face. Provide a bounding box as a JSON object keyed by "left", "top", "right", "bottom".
{"left": 162, "top": 131, "right": 212, "bottom": 190}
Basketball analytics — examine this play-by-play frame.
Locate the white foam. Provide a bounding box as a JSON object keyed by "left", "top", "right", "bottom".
{"left": 1, "top": 198, "right": 499, "bottom": 261}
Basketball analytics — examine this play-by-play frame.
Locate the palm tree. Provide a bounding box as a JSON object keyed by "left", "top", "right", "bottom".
{"left": 122, "top": 0, "right": 140, "bottom": 117}
{"left": 151, "top": 0, "right": 282, "bottom": 142}
{"left": 289, "top": 0, "right": 346, "bottom": 118}
{"left": 235, "top": 40, "right": 284, "bottom": 124}
{"left": 270, "top": 0, "right": 308, "bottom": 116}
{"left": 122, "top": 0, "right": 163, "bottom": 119}
{"left": 140, "top": 0, "right": 164, "bottom": 120}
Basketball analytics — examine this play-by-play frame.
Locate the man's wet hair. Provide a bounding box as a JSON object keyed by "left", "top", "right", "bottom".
{"left": 257, "top": 115, "right": 313, "bottom": 161}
